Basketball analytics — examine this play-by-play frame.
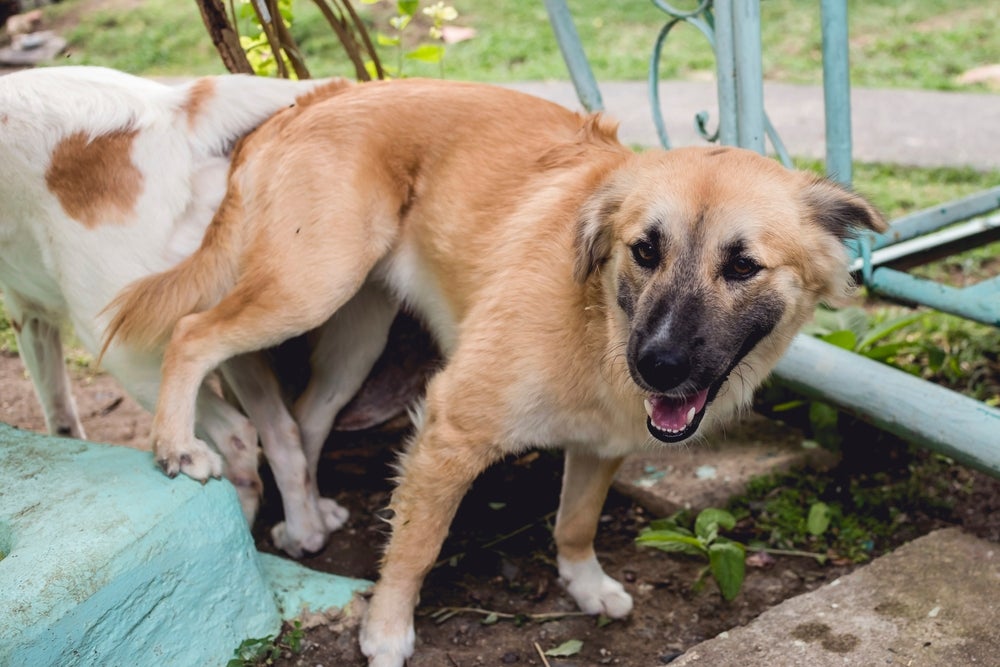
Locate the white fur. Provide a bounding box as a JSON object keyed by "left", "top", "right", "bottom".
{"left": 0, "top": 66, "right": 362, "bottom": 555}
{"left": 558, "top": 554, "right": 634, "bottom": 618}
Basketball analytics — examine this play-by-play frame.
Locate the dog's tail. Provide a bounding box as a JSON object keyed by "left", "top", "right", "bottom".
{"left": 99, "top": 189, "right": 245, "bottom": 359}
{"left": 99, "top": 75, "right": 353, "bottom": 361}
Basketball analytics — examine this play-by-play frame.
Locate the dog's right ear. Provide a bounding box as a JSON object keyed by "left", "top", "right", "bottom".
{"left": 574, "top": 185, "right": 622, "bottom": 283}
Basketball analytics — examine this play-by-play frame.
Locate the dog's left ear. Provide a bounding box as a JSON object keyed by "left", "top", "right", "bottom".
{"left": 574, "top": 185, "right": 622, "bottom": 283}
{"left": 801, "top": 177, "right": 888, "bottom": 239}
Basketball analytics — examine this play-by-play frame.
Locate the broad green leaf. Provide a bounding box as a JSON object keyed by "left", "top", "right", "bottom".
{"left": 708, "top": 541, "right": 746, "bottom": 601}
{"left": 404, "top": 43, "right": 445, "bottom": 63}
{"left": 857, "top": 312, "right": 925, "bottom": 351}
{"left": 695, "top": 508, "right": 736, "bottom": 539}
{"left": 635, "top": 531, "right": 705, "bottom": 557}
{"left": 647, "top": 518, "right": 692, "bottom": 535}
{"left": 545, "top": 639, "right": 583, "bottom": 657}
{"left": 397, "top": 0, "right": 419, "bottom": 17}
{"left": 820, "top": 329, "right": 857, "bottom": 351}
{"left": 862, "top": 342, "right": 911, "bottom": 362}
{"left": 807, "top": 502, "right": 832, "bottom": 536}
{"left": 376, "top": 32, "right": 401, "bottom": 47}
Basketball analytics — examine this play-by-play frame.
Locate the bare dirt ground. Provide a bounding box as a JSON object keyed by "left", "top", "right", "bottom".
{"left": 5, "top": 350, "right": 1000, "bottom": 666}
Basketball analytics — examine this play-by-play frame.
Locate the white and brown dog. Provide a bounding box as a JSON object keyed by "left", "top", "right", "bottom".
{"left": 102, "top": 78, "right": 885, "bottom": 665}
{"left": 0, "top": 66, "right": 396, "bottom": 556}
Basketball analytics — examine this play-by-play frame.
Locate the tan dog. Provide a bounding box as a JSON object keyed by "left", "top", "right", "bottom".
{"left": 103, "top": 79, "right": 885, "bottom": 665}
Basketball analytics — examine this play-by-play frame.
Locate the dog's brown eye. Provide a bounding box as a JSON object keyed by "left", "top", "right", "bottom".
{"left": 631, "top": 240, "right": 659, "bottom": 268}
{"left": 724, "top": 255, "right": 761, "bottom": 281}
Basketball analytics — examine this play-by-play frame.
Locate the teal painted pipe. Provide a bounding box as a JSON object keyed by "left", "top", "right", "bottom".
{"left": 858, "top": 186, "right": 1000, "bottom": 255}
{"left": 712, "top": 0, "right": 739, "bottom": 146}
{"left": 869, "top": 267, "right": 1000, "bottom": 326}
{"left": 543, "top": 0, "right": 605, "bottom": 113}
{"left": 773, "top": 335, "right": 1000, "bottom": 478}
{"left": 820, "top": 0, "right": 853, "bottom": 185}
{"left": 731, "top": 1, "right": 765, "bottom": 152}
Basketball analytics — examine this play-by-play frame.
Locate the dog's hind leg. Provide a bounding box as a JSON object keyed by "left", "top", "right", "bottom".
{"left": 221, "top": 351, "right": 336, "bottom": 557}
{"left": 152, "top": 243, "right": 379, "bottom": 483}
{"left": 286, "top": 281, "right": 399, "bottom": 538}
{"left": 3, "top": 292, "right": 85, "bottom": 439}
{"left": 193, "top": 384, "right": 263, "bottom": 523}
{"left": 554, "top": 449, "right": 633, "bottom": 618}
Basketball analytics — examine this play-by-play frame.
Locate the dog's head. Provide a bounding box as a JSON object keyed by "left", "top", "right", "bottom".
{"left": 575, "top": 146, "right": 885, "bottom": 443}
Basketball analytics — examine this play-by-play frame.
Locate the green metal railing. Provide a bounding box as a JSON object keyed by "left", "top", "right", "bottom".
{"left": 543, "top": 0, "right": 1000, "bottom": 476}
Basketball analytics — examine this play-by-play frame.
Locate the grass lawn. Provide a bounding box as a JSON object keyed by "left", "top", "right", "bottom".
{"left": 40, "top": 0, "right": 1000, "bottom": 91}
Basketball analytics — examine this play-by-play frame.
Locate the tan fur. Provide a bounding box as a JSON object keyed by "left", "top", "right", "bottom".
{"left": 45, "top": 129, "right": 143, "bottom": 228}
{"left": 102, "top": 79, "right": 885, "bottom": 665}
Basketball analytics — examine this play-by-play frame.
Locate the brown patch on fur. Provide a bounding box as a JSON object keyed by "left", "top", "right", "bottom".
{"left": 182, "top": 78, "right": 216, "bottom": 129}
{"left": 45, "top": 130, "right": 143, "bottom": 228}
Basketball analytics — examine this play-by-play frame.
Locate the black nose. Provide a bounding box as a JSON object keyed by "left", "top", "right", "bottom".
{"left": 636, "top": 345, "right": 691, "bottom": 392}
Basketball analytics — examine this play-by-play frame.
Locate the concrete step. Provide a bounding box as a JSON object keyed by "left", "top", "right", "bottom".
{"left": 613, "top": 413, "right": 836, "bottom": 518}
{"left": 672, "top": 527, "right": 1000, "bottom": 666}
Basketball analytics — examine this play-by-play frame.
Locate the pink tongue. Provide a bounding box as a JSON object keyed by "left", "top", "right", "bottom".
{"left": 650, "top": 389, "right": 709, "bottom": 432}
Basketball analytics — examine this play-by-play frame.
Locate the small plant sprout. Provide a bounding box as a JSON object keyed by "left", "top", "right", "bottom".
{"left": 636, "top": 508, "right": 746, "bottom": 601}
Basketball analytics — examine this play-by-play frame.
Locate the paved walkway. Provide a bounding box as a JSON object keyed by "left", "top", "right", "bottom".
{"left": 507, "top": 80, "right": 1000, "bottom": 171}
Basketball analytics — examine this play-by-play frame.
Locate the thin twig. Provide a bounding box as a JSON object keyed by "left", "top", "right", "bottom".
{"left": 757, "top": 546, "right": 828, "bottom": 562}
{"left": 428, "top": 606, "right": 589, "bottom": 625}
{"left": 534, "top": 642, "right": 552, "bottom": 667}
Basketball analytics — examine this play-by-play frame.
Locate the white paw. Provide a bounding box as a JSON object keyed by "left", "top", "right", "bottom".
{"left": 319, "top": 497, "right": 350, "bottom": 531}
{"left": 360, "top": 600, "right": 415, "bottom": 667}
{"left": 270, "top": 521, "right": 326, "bottom": 558}
{"left": 558, "top": 554, "right": 634, "bottom": 618}
{"left": 154, "top": 436, "right": 224, "bottom": 482}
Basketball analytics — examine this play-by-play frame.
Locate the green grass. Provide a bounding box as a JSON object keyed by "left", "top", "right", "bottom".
{"left": 40, "top": 0, "right": 1000, "bottom": 90}
{"left": 726, "top": 451, "right": 962, "bottom": 563}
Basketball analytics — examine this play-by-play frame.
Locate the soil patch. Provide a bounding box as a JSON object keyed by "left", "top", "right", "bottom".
{"left": 4, "top": 351, "right": 999, "bottom": 666}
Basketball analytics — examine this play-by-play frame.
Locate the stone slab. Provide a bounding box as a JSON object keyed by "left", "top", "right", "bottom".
{"left": 672, "top": 528, "right": 1000, "bottom": 666}
{"left": 613, "top": 413, "right": 837, "bottom": 517}
{"left": 0, "top": 424, "right": 280, "bottom": 667}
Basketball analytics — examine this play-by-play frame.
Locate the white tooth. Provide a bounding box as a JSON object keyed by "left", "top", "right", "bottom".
{"left": 644, "top": 398, "right": 654, "bottom": 418}
{"left": 686, "top": 407, "right": 696, "bottom": 425}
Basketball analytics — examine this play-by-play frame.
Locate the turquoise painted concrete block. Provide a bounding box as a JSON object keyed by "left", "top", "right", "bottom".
{"left": 259, "top": 553, "right": 371, "bottom": 621}
{"left": 0, "top": 424, "right": 280, "bottom": 666}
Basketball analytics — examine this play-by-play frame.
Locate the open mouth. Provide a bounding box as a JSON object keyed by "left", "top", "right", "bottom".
{"left": 643, "top": 387, "right": 711, "bottom": 443}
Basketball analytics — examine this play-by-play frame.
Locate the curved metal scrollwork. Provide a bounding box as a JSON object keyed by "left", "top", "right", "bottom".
{"left": 649, "top": 0, "right": 792, "bottom": 167}
{"left": 648, "top": 3, "right": 716, "bottom": 148}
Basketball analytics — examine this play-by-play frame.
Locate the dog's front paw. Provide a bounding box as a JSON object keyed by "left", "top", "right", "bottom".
{"left": 153, "top": 436, "right": 224, "bottom": 482}
{"left": 319, "top": 497, "right": 350, "bottom": 532}
{"left": 558, "top": 554, "right": 634, "bottom": 618}
{"left": 360, "top": 600, "right": 415, "bottom": 667}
